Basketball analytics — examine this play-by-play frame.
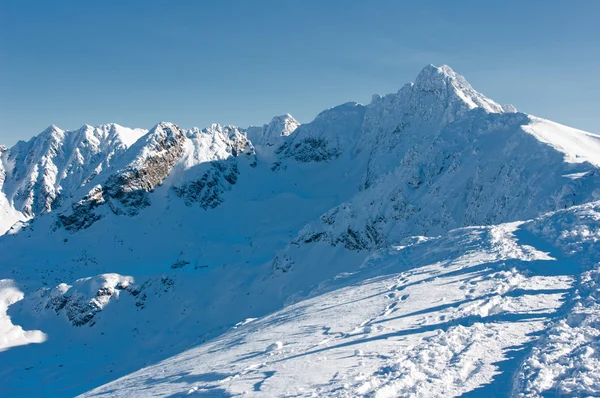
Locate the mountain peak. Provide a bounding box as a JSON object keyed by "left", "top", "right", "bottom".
{"left": 247, "top": 114, "right": 300, "bottom": 146}
{"left": 45, "top": 124, "right": 62, "bottom": 132}
{"left": 414, "top": 64, "right": 462, "bottom": 87}
{"left": 39, "top": 124, "right": 64, "bottom": 139}
{"left": 413, "top": 64, "right": 505, "bottom": 114}
{"left": 267, "top": 114, "right": 299, "bottom": 135}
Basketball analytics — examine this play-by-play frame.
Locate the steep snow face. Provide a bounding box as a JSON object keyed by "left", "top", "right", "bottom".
{"left": 0, "top": 124, "right": 147, "bottom": 221}
{"left": 0, "top": 146, "right": 26, "bottom": 234}
{"left": 276, "top": 102, "right": 366, "bottom": 163}
{"left": 182, "top": 124, "right": 256, "bottom": 168}
{"left": 522, "top": 116, "right": 600, "bottom": 167}
{"left": 0, "top": 192, "right": 24, "bottom": 236}
{"left": 414, "top": 64, "right": 506, "bottom": 114}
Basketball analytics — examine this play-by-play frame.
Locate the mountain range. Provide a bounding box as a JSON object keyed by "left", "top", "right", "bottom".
{"left": 1, "top": 65, "right": 599, "bottom": 397}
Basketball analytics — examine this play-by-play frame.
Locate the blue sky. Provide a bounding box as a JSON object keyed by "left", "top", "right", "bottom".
{"left": 1, "top": 0, "right": 599, "bottom": 146}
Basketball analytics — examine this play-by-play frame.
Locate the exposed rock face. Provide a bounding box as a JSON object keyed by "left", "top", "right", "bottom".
{"left": 172, "top": 124, "right": 255, "bottom": 209}
{"left": 58, "top": 185, "right": 105, "bottom": 231}
{"left": 32, "top": 274, "right": 134, "bottom": 327}
{"left": 56, "top": 123, "right": 258, "bottom": 230}
{"left": 104, "top": 122, "right": 186, "bottom": 215}
{"left": 173, "top": 159, "right": 239, "bottom": 209}
{"left": 57, "top": 123, "right": 186, "bottom": 229}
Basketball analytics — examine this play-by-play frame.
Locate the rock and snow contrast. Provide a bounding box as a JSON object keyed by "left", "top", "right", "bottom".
{"left": 1, "top": 65, "right": 600, "bottom": 397}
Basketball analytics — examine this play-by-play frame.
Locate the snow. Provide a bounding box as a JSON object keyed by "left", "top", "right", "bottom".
{"left": 0, "top": 280, "right": 46, "bottom": 352}
{"left": 247, "top": 114, "right": 300, "bottom": 147}
{"left": 522, "top": 116, "right": 600, "bottom": 167}
{"left": 266, "top": 341, "right": 284, "bottom": 352}
{"left": 1, "top": 64, "right": 600, "bottom": 397}
{"left": 0, "top": 191, "right": 26, "bottom": 235}
{"left": 0, "top": 123, "right": 147, "bottom": 219}
{"left": 81, "top": 203, "right": 595, "bottom": 397}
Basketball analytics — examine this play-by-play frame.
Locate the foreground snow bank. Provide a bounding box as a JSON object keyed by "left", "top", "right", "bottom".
{"left": 0, "top": 280, "right": 46, "bottom": 351}
{"left": 83, "top": 203, "right": 600, "bottom": 397}
{"left": 514, "top": 267, "right": 600, "bottom": 397}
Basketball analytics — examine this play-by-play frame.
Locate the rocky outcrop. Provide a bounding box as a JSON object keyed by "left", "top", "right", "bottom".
{"left": 33, "top": 274, "right": 134, "bottom": 327}
{"left": 104, "top": 123, "right": 186, "bottom": 215}
{"left": 172, "top": 124, "right": 255, "bottom": 209}
{"left": 58, "top": 185, "right": 105, "bottom": 231}
{"left": 173, "top": 159, "right": 239, "bottom": 209}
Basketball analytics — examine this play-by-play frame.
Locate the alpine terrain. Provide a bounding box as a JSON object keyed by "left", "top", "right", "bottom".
{"left": 1, "top": 65, "right": 600, "bottom": 397}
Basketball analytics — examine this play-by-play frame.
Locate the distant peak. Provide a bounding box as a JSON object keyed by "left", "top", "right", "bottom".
{"left": 271, "top": 113, "right": 296, "bottom": 122}
{"left": 268, "top": 114, "right": 299, "bottom": 131}
{"left": 79, "top": 124, "right": 94, "bottom": 131}
{"left": 39, "top": 124, "right": 65, "bottom": 142}
{"left": 151, "top": 121, "right": 180, "bottom": 132}
{"left": 247, "top": 114, "right": 300, "bottom": 146}
{"left": 42, "top": 124, "right": 63, "bottom": 134}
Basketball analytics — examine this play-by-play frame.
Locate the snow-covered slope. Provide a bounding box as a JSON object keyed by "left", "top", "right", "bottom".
{"left": 83, "top": 202, "right": 600, "bottom": 397}
{"left": 1, "top": 64, "right": 600, "bottom": 397}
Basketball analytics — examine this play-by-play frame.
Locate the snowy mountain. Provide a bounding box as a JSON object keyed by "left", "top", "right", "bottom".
{"left": 0, "top": 123, "right": 147, "bottom": 234}
{"left": 1, "top": 64, "right": 600, "bottom": 397}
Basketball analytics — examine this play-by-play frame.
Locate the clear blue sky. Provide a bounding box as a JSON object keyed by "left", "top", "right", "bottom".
{"left": 1, "top": 0, "right": 599, "bottom": 146}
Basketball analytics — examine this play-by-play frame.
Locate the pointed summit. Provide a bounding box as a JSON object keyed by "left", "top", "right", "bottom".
{"left": 413, "top": 64, "right": 505, "bottom": 114}
{"left": 38, "top": 124, "right": 65, "bottom": 141}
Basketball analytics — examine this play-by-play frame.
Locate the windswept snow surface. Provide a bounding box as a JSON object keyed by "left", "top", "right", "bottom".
{"left": 83, "top": 203, "right": 600, "bottom": 397}
{"left": 522, "top": 117, "right": 600, "bottom": 167}
{"left": 1, "top": 65, "right": 600, "bottom": 397}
